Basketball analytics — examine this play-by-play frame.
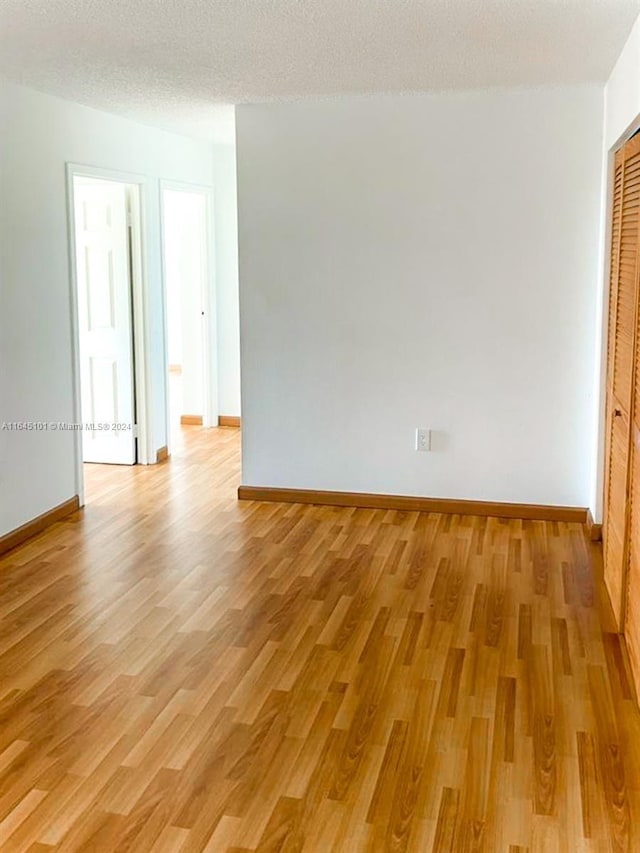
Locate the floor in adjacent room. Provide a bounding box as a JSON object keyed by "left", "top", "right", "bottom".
{"left": 0, "top": 425, "right": 638, "bottom": 852}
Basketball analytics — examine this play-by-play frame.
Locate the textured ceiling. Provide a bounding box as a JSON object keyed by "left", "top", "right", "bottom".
{"left": 1, "top": 0, "right": 639, "bottom": 142}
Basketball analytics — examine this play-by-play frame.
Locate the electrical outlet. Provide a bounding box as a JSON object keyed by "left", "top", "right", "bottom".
{"left": 415, "top": 428, "right": 431, "bottom": 452}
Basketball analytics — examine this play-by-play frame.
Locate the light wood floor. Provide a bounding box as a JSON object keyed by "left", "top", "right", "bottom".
{"left": 1, "top": 426, "right": 639, "bottom": 852}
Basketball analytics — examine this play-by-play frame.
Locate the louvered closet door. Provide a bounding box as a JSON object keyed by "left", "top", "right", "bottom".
{"left": 624, "top": 137, "right": 640, "bottom": 683}
{"left": 604, "top": 138, "right": 640, "bottom": 627}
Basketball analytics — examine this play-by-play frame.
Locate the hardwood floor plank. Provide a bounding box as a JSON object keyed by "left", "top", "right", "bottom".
{"left": 432, "top": 787, "right": 460, "bottom": 852}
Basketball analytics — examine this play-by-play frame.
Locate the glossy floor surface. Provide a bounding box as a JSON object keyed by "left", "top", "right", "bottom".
{"left": 0, "top": 426, "right": 639, "bottom": 852}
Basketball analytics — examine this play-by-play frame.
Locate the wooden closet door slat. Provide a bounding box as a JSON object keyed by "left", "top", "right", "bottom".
{"left": 613, "top": 143, "right": 640, "bottom": 409}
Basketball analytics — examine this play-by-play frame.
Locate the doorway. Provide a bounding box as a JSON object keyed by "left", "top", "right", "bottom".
{"left": 67, "top": 166, "right": 149, "bottom": 506}
{"left": 161, "top": 185, "right": 214, "bottom": 448}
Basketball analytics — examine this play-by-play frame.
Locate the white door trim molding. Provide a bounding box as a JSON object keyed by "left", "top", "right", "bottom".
{"left": 159, "top": 180, "right": 218, "bottom": 450}
{"left": 66, "top": 163, "right": 152, "bottom": 505}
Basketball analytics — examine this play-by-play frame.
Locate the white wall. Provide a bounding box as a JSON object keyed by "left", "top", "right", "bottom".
{"left": 163, "top": 189, "right": 206, "bottom": 416}
{"left": 213, "top": 142, "right": 241, "bottom": 417}
{"left": 0, "top": 79, "right": 214, "bottom": 537}
{"left": 237, "top": 87, "right": 604, "bottom": 508}
{"left": 605, "top": 13, "right": 640, "bottom": 152}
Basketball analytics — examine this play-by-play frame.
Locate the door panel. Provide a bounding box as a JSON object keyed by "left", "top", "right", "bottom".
{"left": 604, "top": 137, "right": 640, "bottom": 626}
{"left": 74, "top": 181, "right": 136, "bottom": 465}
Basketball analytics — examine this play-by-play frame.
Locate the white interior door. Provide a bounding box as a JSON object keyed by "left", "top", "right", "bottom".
{"left": 74, "top": 180, "right": 136, "bottom": 464}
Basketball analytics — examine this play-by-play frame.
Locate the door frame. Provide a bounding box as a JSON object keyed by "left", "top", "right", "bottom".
{"left": 159, "top": 180, "right": 217, "bottom": 451}
{"left": 66, "top": 163, "right": 151, "bottom": 505}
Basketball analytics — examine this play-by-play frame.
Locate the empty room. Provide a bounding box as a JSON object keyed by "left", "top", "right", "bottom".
{"left": 2, "top": 1, "right": 640, "bottom": 851}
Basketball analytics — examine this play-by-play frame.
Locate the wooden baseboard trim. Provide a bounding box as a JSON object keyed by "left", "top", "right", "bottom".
{"left": 237, "top": 486, "right": 588, "bottom": 524}
{"left": 0, "top": 496, "right": 81, "bottom": 556}
{"left": 156, "top": 445, "right": 169, "bottom": 463}
{"left": 218, "top": 415, "right": 241, "bottom": 428}
{"left": 180, "top": 415, "right": 203, "bottom": 426}
{"left": 586, "top": 509, "right": 603, "bottom": 542}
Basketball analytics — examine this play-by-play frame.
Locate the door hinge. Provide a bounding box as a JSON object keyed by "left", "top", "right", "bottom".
{"left": 126, "top": 209, "right": 133, "bottom": 228}
{"left": 133, "top": 424, "right": 138, "bottom": 438}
